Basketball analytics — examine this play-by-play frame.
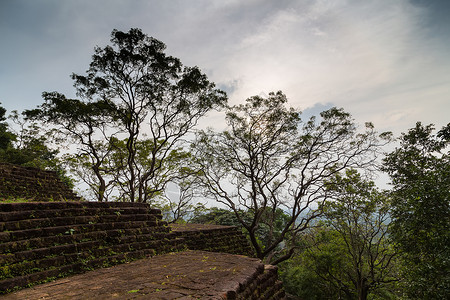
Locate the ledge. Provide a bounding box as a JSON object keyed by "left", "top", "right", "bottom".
{"left": 1, "top": 250, "right": 285, "bottom": 299}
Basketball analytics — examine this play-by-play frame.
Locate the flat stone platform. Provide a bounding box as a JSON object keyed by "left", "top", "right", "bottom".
{"left": 1, "top": 251, "right": 278, "bottom": 300}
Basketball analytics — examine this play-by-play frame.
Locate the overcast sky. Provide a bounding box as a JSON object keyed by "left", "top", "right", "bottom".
{"left": 1, "top": 0, "right": 449, "bottom": 136}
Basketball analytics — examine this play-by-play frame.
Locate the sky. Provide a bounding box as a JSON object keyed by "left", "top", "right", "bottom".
{"left": 1, "top": 0, "right": 449, "bottom": 137}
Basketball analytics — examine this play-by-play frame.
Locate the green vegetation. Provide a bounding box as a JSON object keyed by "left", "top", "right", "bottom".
{"left": 279, "top": 170, "right": 400, "bottom": 299}
{"left": 1, "top": 27, "right": 448, "bottom": 298}
{"left": 0, "top": 104, "right": 72, "bottom": 187}
{"left": 383, "top": 122, "right": 449, "bottom": 299}
{"left": 25, "top": 28, "right": 226, "bottom": 203}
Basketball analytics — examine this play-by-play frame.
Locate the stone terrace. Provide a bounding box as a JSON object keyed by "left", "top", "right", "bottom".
{"left": 2, "top": 251, "right": 284, "bottom": 299}
{"left": 0, "top": 164, "right": 286, "bottom": 299}
{"left": 170, "top": 223, "right": 255, "bottom": 257}
{"left": 0, "top": 202, "right": 182, "bottom": 293}
{"left": 0, "top": 201, "right": 286, "bottom": 299}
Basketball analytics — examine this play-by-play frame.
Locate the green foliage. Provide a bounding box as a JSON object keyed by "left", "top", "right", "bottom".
{"left": 280, "top": 170, "right": 400, "bottom": 300}
{"left": 25, "top": 28, "right": 227, "bottom": 202}
{"left": 383, "top": 122, "right": 450, "bottom": 299}
{"left": 322, "top": 170, "right": 399, "bottom": 299}
{"left": 0, "top": 105, "right": 73, "bottom": 188}
{"left": 280, "top": 229, "right": 350, "bottom": 299}
{"left": 0, "top": 104, "right": 15, "bottom": 150}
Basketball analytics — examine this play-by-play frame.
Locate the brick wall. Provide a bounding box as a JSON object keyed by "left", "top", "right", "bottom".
{"left": 0, "top": 196, "right": 285, "bottom": 298}
{"left": 0, "top": 163, "right": 80, "bottom": 201}
{"left": 170, "top": 223, "right": 255, "bottom": 257}
{"left": 0, "top": 202, "right": 182, "bottom": 293}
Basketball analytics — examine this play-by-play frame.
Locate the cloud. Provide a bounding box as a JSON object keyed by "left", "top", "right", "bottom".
{"left": 176, "top": 0, "right": 449, "bottom": 133}
{"left": 0, "top": 0, "right": 448, "bottom": 135}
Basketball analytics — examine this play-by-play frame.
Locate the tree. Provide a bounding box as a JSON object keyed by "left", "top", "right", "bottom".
{"left": 157, "top": 190, "right": 207, "bottom": 224}
{"left": 383, "top": 122, "right": 450, "bottom": 299}
{"left": 0, "top": 104, "right": 15, "bottom": 151}
{"left": 26, "top": 28, "right": 227, "bottom": 202}
{"left": 0, "top": 105, "right": 72, "bottom": 187}
{"left": 319, "top": 169, "right": 399, "bottom": 300}
{"left": 26, "top": 97, "right": 113, "bottom": 200}
{"left": 280, "top": 228, "right": 352, "bottom": 300}
{"left": 145, "top": 152, "right": 207, "bottom": 223}
{"left": 192, "top": 91, "right": 391, "bottom": 264}
{"left": 280, "top": 170, "right": 400, "bottom": 300}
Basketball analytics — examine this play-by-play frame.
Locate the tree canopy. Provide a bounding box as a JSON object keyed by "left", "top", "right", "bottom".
{"left": 321, "top": 169, "right": 398, "bottom": 299}
{"left": 0, "top": 104, "right": 71, "bottom": 187}
{"left": 192, "top": 91, "right": 391, "bottom": 264}
{"left": 26, "top": 28, "right": 227, "bottom": 202}
{"left": 383, "top": 122, "right": 450, "bottom": 298}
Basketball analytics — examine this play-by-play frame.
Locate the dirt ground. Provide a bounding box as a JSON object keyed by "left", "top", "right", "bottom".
{"left": 1, "top": 250, "right": 264, "bottom": 300}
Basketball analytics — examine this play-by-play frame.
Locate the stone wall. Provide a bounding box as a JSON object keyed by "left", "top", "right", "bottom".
{"left": 0, "top": 163, "right": 80, "bottom": 201}
{"left": 0, "top": 201, "right": 182, "bottom": 293}
{"left": 170, "top": 223, "right": 255, "bottom": 257}
{"left": 0, "top": 202, "right": 285, "bottom": 298}
{"left": 233, "top": 264, "right": 285, "bottom": 299}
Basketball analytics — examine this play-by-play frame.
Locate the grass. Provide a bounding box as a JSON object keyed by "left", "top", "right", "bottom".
{"left": 0, "top": 197, "right": 32, "bottom": 203}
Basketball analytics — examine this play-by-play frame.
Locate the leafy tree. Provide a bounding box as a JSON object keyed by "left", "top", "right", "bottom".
{"left": 0, "top": 105, "right": 72, "bottom": 187}
{"left": 26, "top": 28, "right": 227, "bottom": 202}
{"left": 0, "top": 104, "right": 15, "bottom": 151}
{"left": 320, "top": 169, "right": 399, "bottom": 299}
{"left": 192, "top": 91, "right": 391, "bottom": 264}
{"left": 26, "top": 96, "right": 114, "bottom": 200}
{"left": 157, "top": 197, "right": 207, "bottom": 224}
{"left": 282, "top": 225, "right": 400, "bottom": 300}
{"left": 157, "top": 174, "right": 207, "bottom": 223}
{"left": 280, "top": 228, "right": 351, "bottom": 299}
{"left": 383, "top": 122, "right": 450, "bottom": 299}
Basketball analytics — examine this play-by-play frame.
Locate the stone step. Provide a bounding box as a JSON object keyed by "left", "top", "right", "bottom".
{"left": 0, "top": 213, "right": 162, "bottom": 232}
{"left": 0, "top": 201, "right": 154, "bottom": 212}
{"left": 0, "top": 206, "right": 154, "bottom": 222}
{"left": 1, "top": 236, "right": 183, "bottom": 276}
{"left": 0, "top": 219, "right": 168, "bottom": 243}
{"left": 0, "top": 226, "right": 170, "bottom": 254}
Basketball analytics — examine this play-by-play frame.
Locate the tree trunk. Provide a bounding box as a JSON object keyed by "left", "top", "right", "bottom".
{"left": 358, "top": 278, "right": 369, "bottom": 300}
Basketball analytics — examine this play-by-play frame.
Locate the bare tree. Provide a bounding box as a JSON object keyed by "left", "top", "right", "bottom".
{"left": 192, "top": 91, "right": 391, "bottom": 264}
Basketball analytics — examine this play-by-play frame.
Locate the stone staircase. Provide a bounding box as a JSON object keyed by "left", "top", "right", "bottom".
{"left": 0, "top": 164, "right": 286, "bottom": 299}
{"left": 0, "top": 202, "right": 182, "bottom": 293}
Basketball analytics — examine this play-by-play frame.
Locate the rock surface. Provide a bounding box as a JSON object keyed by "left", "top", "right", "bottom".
{"left": 1, "top": 250, "right": 285, "bottom": 299}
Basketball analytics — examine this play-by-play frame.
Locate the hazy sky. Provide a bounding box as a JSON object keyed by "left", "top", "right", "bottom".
{"left": 1, "top": 0, "right": 449, "bottom": 136}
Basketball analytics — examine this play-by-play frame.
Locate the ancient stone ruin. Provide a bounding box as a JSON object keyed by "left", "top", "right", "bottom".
{"left": 0, "top": 164, "right": 286, "bottom": 299}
